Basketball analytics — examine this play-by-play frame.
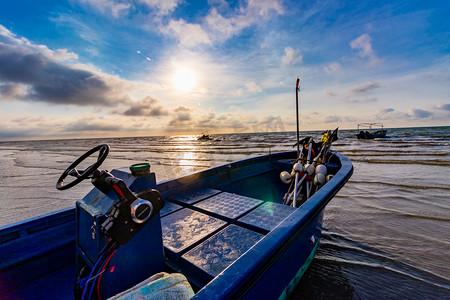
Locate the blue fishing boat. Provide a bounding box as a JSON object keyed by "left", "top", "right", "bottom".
{"left": 0, "top": 141, "right": 352, "bottom": 300}
{"left": 356, "top": 123, "right": 387, "bottom": 139}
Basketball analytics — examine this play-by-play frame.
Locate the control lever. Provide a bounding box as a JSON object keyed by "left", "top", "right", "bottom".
{"left": 92, "top": 170, "right": 164, "bottom": 245}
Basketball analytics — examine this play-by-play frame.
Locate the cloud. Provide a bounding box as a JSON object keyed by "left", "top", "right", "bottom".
{"left": 51, "top": 14, "right": 104, "bottom": 45}
{"left": 0, "top": 128, "right": 37, "bottom": 139}
{"left": 412, "top": 109, "right": 432, "bottom": 118}
{"left": 0, "top": 25, "right": 167, "bottom": 109}
{"left": 325, "top": 89, "right": 337, "bottom": 97}
{"left": 350, "top": 34, "right": 383, "bottom": 66}
{"left": 351, "top": 82, "right": 381, "bottom": 94}
{"left": 163, "top": 0, "right": 284, "bottom": 46}
{"left": 64, "top": 122, "right": 123, "bottom": 132}
{"left": 138, "top": 0, "right": 182, "bottom": 15}
{"left": 205, "top": 0, "right": 283, "bottom": 38}
{"left": 164, "top": 104, "right": 283, "bottom": 134}
{"left": 168, "top": 106, "right": 193, "bottom": 126}
{"left": 0, "top": 27, "right": 123, "bottom": 105}
{"left": 0, "top": 115, "right": 61, "bottom": 139}
{"left": 161, "top": 19, "right": 212, "bottom": 47}
{"left": 174, "top": 106, "right": 192, "bottom": 113}
{"left": 0, "top": 83, "right": 26, "bottom": 100}
{"left": 344, "top": 97, "right": 378, "bottom": 104}
{"left": 375, "top": 108, "right": 410, "bottom": 120}
{"left": 61, "top": 114, "right": 159, "bottom": 134}
{"left": 205, "top": 9, "right": 240, "bottom": 40}
{"left": 281, "top": 47, "right": 303, "bottom": 66}
{"left": 435, "top": 103, "right": 450, "bottom": 111}
{"left": 245, "top": 81, "right": 262, "bottom": 92}
{"left": 198, "top": 111, "right": 216, "bottom": 125}
{"left": 0, "top": 25, "right": 16, "bottom": 40}
{"left": 324, "top": 115, "right": 342, "bottom": 123}
{"left": 375, "top": 107, "right": 434, "bottom": 121}
{"left": 0, "top": 25, "right": 78, "bottom": 61}
{"left": 0, "top": 45, "right": 111, "bottom": 105}
{"left": 113, "top": 96, "right": 168, "bottom": 117}
{"left": 249, "top": 116, "right": 285, "bottom": 133}
{"left": 77, "top": 0, "right": 131, "bottom": 17}
{"left": 324, "top": 62, "right": 341, "bottom": 74}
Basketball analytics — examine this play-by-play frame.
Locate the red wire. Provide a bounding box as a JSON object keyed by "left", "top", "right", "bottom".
{"left": 112, "top": 185, "right": 125, "bottom": 198}
{"left": 96, "top": 248, "right": 118, "bottom": 300}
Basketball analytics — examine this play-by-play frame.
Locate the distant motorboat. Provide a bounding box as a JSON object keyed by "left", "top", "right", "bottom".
{"left": 198, "top": 134, "right": 213, "bottom": 141}
{"left": 356, "top": 123, "right": 387, "bottom": 139}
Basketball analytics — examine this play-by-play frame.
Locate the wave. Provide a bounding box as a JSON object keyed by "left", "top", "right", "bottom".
{"left": 348, "top": 158, "right": 450, "bottom": 166}
{"left": 314, "top": 255, "right": 450, "bottom": 290}
{"left": 342, "top": 151, "right": 448, "bottom": 157}
{"left": 319, "top": 230, "right": 450, "bottom": 290}
{"left": 348, "top": 180, "right": 450, "bottom": 191}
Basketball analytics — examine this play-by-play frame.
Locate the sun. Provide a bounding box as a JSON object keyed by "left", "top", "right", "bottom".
{"left": 172, "top": 67, "right": 196, "bottom": 91}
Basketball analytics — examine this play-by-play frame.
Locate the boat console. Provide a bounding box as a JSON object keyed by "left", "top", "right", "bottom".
{"left": 56, "top": 144, "right": 166, "bottom": 299}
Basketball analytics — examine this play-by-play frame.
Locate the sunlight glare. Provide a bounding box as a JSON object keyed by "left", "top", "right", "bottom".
{"left": 172, "top": 67, "right": 196, "bottom": 91}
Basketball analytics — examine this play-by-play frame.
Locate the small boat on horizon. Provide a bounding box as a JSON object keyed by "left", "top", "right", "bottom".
{"left": 356, "top": 122, "right": 387, "bottom": 139}
{"left": 197, "top": 134, "right": 213, "bottom": 141}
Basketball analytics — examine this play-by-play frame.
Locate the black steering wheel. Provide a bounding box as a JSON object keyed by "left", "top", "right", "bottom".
{"left": 56, "top": 144, "right": 110, "bottom": 190}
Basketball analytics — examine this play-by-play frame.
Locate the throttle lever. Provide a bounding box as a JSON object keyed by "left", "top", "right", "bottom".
{"left": 93, "top": 171, "right": 164, "bottom": 245}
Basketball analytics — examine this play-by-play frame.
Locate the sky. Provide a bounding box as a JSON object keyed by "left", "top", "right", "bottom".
{"left": 0, "top": 0, "right": 449, "bottom": 140}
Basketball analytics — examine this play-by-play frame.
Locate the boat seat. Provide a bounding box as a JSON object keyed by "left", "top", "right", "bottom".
{"left": 161, "top": 208, "right": 227, "bottom": 262}
{"left": 167, "top": 188, "right": 222, "bottom": 206}
{"left": 179, "top": 225, "right": 263, "bottom": 286}
{"left": 108, "top": 272, "right": 194, "bottom": 300}
{"left": 238, "top": 202, "right": 296, "bottom": 233}
{"left": 161, "top": 192, "right": 263, "bottom": 262}
{"left": 161, "top": 191, "right": 267, "bottom": 286}
{"left": 159, "top": 201, "right": 183, "bottom": 217}
{"left": 192, "top": 192, "right": 263, "bottom": 222}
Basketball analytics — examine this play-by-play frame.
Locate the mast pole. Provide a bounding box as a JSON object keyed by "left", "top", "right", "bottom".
{"left": 295, "top": 76, "right": 300, "bottom": 157}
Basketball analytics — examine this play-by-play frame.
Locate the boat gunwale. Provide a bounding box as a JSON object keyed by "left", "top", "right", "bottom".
{"left": 0, "top": 207, "right": 75, "bottom": 243}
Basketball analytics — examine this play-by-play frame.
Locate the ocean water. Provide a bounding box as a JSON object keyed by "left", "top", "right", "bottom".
{"left": 0, "top": 126, "right": 449, "bottom": 299}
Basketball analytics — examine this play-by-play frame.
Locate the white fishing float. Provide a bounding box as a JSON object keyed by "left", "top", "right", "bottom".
{"left": 315, "top": 164, "right": 327, "bottom": 176}
{"left": 303, "top": 163, "right": 315, "bottom": 176}
{"left": 293, "top": 162, "right": 303, "bottom": 172}
{"left": 280, "top": 171, "right": 292, "bottom": 184}
{"left": 314, "top": 173, "right": 326, "bottom": 186}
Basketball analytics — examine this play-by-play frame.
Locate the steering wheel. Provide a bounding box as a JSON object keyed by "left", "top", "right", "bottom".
{"left": 56, "top": 144, "right": 110, "bottom": 190}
